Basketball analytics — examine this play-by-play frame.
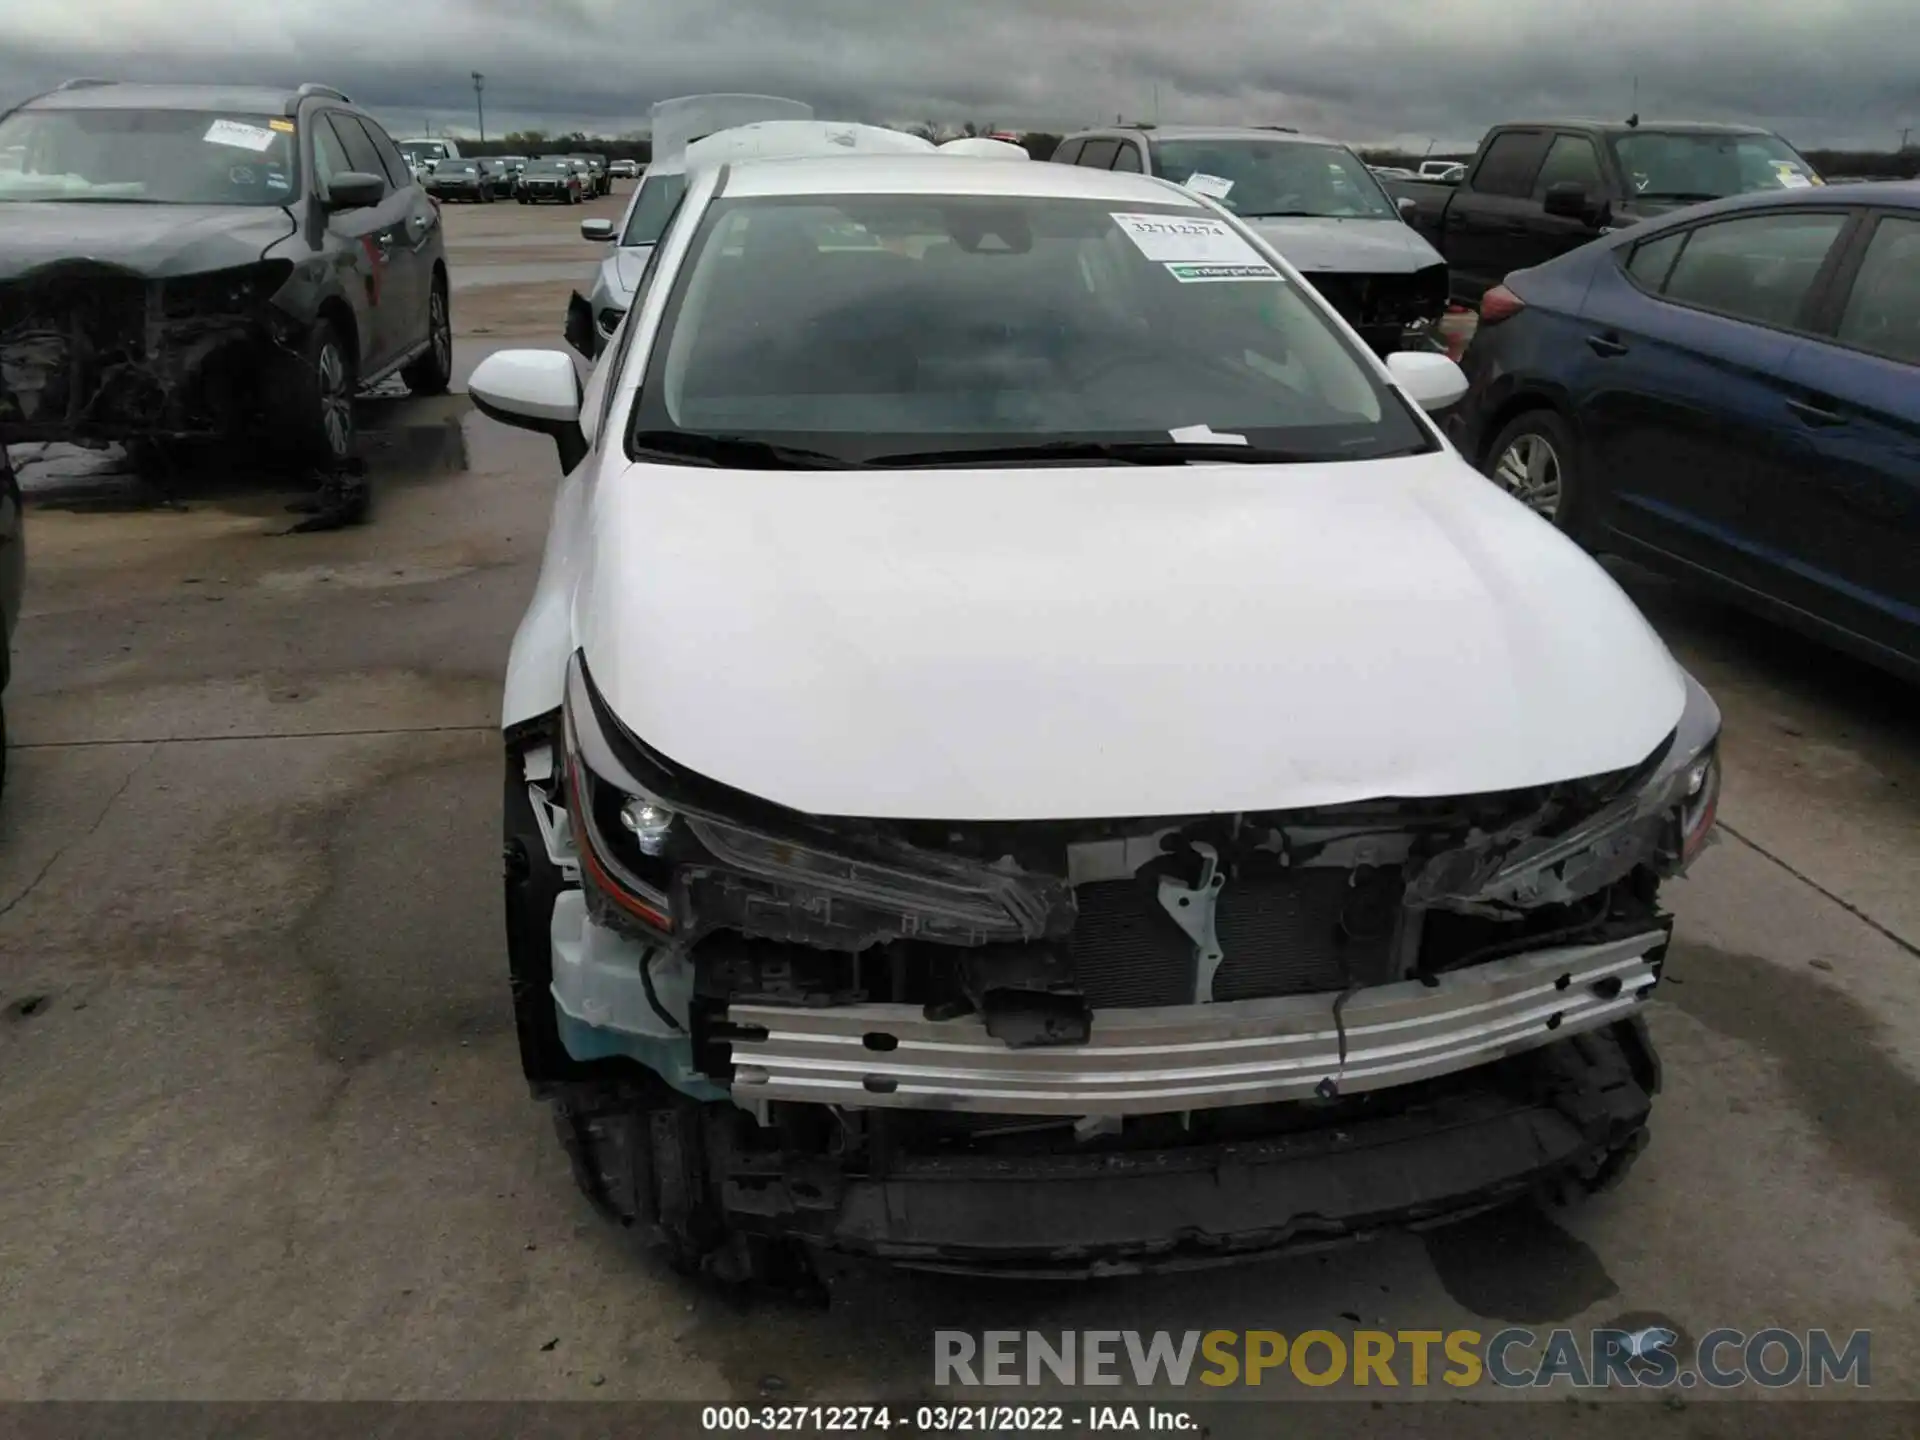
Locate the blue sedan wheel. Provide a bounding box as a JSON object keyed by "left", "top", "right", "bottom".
{"left": 1486, "top": 412, "right": 1574, "bottom": 524}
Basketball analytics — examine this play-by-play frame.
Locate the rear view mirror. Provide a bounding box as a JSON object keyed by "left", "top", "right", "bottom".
{"left": 1386, "top": 351, "right": 1469, "bottom": 414}
{"left": 1397, "top": 196, "right": 1417, "bottom": 222}
{"left": 326, "top": 171, "right": 386, "bottom": 210}
{"left": 580, "top": 218, "right": 616, "bottom": 242}
{"left": 470, "top": 349, "right": 589, "bottom": 471}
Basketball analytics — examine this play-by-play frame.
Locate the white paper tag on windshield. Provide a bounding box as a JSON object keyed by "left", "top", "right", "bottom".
{"left": 1164, "top": 261, "right": 1282, "bottom": 283}
{"left": 1181, "top": 172, "right": 1235, "bottom": 200}
{"left": 204, "top": 119, "right": 278, "bottom": 152}
{"left": 1778, "top": 171, "right": 1813, "bottom": 189}
{"left": 1111, "top": 211, "right": 1269, "bottom": 265}
{"left": 1168, "top": 423, "right": 1249, "bottom": 445}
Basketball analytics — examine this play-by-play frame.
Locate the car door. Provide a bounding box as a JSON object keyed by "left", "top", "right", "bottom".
{"left": 1771, "top": 210, "right": 1920, "bottom": 662}
{"left": 311, "top": 111, "right": 410, "bottom": 371}
{"left": 345, "top": 114, "right": 439, "bottom": 358}
{"left": 1445, "top": 129, "right": 1550, "bottom": 295}
{"left": 1574, "top": 207, "right": 1854, "bottom": 589}
{"left": 1528, "top": 132, "right": 1610, "bottom": 256}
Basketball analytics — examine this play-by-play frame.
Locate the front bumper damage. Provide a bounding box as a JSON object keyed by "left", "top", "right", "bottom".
{"left": 0, "top": 260, "right": 300, "bottom": 445}
{"left": 524, "top": 654, "right": 1716, "bottom": 1273}
{"left": 1305, "top": 265, "right": 1451, "bottom": 357}
{"left": 725, "top": 931, "right": 1663, "bottom": 1114}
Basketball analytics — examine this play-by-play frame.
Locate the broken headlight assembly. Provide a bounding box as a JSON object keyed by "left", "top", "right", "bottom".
{"left": 159, "top": 260, "right": 294, "bottom": 318}
{"left": 1408, "top": 670, "right": 1723, "bottom": 914}
{"left": 559, "top": 651, "right": 1070, "bottom": 949}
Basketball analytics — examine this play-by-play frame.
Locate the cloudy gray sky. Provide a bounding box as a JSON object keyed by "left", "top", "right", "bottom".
{"left": 3, "top": 0, "right": 1915, "bottom": 152}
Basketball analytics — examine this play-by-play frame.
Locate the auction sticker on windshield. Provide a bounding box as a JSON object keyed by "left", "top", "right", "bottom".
{"left": 204, "top": 119, "right": 278, "bottom": 152}
{"left": 1181, "top": 172, "right": 1235, "bottom": 199}
{"left": 1110, "top": 211, "right": 1280, "bottom": 283}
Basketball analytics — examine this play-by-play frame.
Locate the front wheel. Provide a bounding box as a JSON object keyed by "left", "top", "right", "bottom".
{"left": 1483, "top": 408, "right": 1591, "bottom": 541}
{"left": 276, "top": 316, "right": 356, "bottom": 466}
{"left": 401, "top": 276, "right": 453, "bottom": 396}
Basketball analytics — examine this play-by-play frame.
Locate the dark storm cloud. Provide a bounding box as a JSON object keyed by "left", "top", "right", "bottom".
{"left": 2, "top": 0, "right": 1914, "bottom": 149}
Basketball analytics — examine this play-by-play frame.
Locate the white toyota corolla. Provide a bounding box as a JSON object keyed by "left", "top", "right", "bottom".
{"left": 472, "top": 153, "right": 1721, "bottom": 1279}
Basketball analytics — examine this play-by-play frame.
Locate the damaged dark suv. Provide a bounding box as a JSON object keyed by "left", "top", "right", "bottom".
{"left": 0, "top": 80, "right": 452, "bottom": 466}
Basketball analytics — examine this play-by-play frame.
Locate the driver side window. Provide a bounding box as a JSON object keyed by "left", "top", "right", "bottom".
{"left": 312, "top": 114, "right": 348, "bottom": 190}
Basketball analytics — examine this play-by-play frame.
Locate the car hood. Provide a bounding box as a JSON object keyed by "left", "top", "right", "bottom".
{"left": 1244, "top": 216, "right": 1441, "bottom": 275}
{"left": 594, "top": 245, "right": 654, "bottom": 307}
{"left": 575, "top": 452, "right": 1687, "bottom": 821}
{"left": 0, "top": 202, "right": 295, "bottom": 281}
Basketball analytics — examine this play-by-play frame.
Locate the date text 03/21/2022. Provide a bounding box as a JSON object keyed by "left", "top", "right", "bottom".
{"left": 700, "top": 1404, "right": 1197, "bottom": 1432}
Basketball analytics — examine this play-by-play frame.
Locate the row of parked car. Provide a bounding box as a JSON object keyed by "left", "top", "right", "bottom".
{"left": 394, "top": 137, "right": 623, "bottom": 202}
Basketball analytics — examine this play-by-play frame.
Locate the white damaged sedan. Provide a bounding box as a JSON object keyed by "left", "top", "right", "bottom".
{"left": 473, "top": 154, "right": 1721, "bottom": 1278}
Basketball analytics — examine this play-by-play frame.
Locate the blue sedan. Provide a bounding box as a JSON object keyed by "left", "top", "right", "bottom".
{"left": 1449, "top": 181, "right": 1919, "bottom": 680}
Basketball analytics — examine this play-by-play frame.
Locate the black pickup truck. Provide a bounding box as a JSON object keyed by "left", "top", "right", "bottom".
{"left": 1383, "top": 120, "right": 1824, "bottom": 304}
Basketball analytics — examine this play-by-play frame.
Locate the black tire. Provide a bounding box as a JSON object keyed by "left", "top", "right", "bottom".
{"left": 401, "top": 274, "right": 453, "bottom": 397}
{"left": 1482, "top": 407, "right": 1591, "bottom": 542}
{"left": 278, "top": 316, "right": 356, "bottom": 467}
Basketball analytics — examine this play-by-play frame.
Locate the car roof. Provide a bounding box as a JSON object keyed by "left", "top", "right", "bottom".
{"left": 24, "top": 81, "right": 317, "bottom": 114}
{"left": 1506, "top": 119, "right": 1778, "bottom": 136}
{"left": 1693, "top": 179, "right": 1920, "bottom": 214}
{"left": 685, "top": 120, "right": 936, "bottom": 171}
{"left": 1068, "top": 123, "right": 1349, "bottom": 149}
{"left": 718, "top": 154, "right": 1205, "bottom": 203}
{"left": 1544, "top": 179, "right": 1920, "bottom": 270}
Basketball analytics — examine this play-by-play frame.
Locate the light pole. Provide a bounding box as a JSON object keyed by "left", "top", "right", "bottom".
{"left": 472, "top": 71, "right": 486, "bottom": 143}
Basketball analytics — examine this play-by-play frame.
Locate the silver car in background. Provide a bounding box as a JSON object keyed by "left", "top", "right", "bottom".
{"left": 566, "top": 93, "right": 813, "bottom": 358}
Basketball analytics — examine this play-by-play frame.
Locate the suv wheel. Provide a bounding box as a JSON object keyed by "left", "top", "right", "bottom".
{"left": 402, "top": 277, "right": 454, "bottom": 396}
{"left": 277, "top": 317, "right": 356, "bottom": 466}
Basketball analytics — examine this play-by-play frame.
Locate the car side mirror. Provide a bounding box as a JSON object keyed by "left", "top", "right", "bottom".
{"left": 325, "top": 171, "right": 387, "bottom": 211}
{"left": 580, "top": 218, "right": 616, "bottom": 242}
{"left": 470, "top": 349, "right": 589, "bottom": 472}
{"left": 1386, "top": 351, "right": 1469, "bottom": 414}
{"left": 1397, "top": 195, "right": 1418, "bottom": 223}
{"left": 1543, "top": 180, "right": 1606, "bottom": 226}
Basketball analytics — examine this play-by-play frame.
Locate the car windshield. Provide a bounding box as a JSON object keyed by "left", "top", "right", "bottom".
{"left": 1150, "top": 139, "right": 1398, "bottom": 220}
{"left": 526, "top": 159, "right": 570, "bottom": 173}
{"left": 631, "top": 192, "right": 1430, "bottom": 465}
{"left": 1611, "top": 132, "right": 1822, "bottom": 199}
{"left": 0, "top": 107, "right": 300, "bottom": 205}
{"left": 437, "top": 160, "right": 479, "bottom": 175}
{"left": 621, "top": 170, "right": 689, "bottom": 245}
{"left": 399, "top": 142, "right": 448, "bottom": 164}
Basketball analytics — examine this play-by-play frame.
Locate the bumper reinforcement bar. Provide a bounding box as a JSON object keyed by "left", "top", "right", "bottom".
{"left": 725, "top": 930, "right": 1665, "bottom": 1115}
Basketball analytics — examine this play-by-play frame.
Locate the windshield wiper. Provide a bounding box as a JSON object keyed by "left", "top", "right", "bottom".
{"left": 630, "top": 430, "right": 862, "bottom": 469}
{"left": 1634, "top": 191, "right": 1724, "bottom": 202}
{"left": 866, "top": 439, "right": 1322, "bottom": 468}
{"left": 1238, "top": 210, "right": 1334, "bottom": 219}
